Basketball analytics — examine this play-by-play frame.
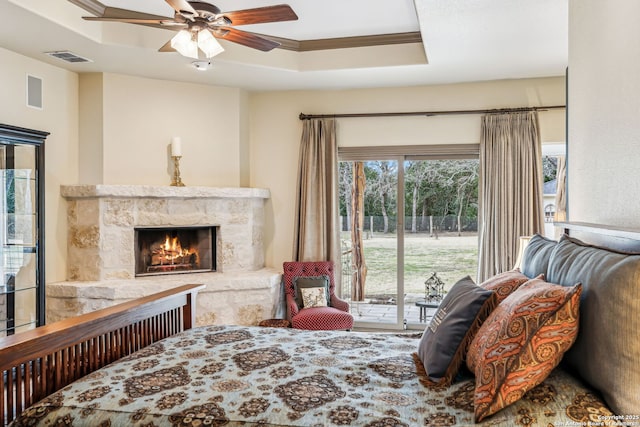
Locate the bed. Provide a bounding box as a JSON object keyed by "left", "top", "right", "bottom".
{"left": 1, "top": 223, "right": 638, "bottom": 426}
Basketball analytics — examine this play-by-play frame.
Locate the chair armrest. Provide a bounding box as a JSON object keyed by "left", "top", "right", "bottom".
{"left": 330, "top": 295, "right": 350, "bottom": 312}
{"left": 286, "top": 293, "right": 300, "bottom": 318}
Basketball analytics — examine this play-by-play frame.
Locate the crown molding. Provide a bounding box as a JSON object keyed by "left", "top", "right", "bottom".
{"left": 263, "top": 31, "right": 423, "bottom": 52}
{"left": 67, "top": 0, "right": 105, "bottom": 16}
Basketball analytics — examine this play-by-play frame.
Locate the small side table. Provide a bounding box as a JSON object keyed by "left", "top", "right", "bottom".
{"left": 258, "top": 319, "right": 291, "bottom": 328}
{"left": 415, "top": 301, "right": 440, "bottom": 322}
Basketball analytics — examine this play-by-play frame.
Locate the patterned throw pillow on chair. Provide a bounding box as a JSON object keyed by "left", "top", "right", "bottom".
{"left": 300, "top": 287, "right": 328, "bottom": 308}
{"left": 293, "top": 276, "right": 330, "bottom": 308}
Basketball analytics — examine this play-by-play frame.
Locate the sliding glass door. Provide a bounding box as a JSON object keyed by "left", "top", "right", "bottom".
{"left": 402, "top": 159, "right": 479, "bottom": 329}
{"left": 338, "top": 160, "right": 401, "bottom": 328}
{"left": 338, "top": 147, "right": 479, "bottom": 330}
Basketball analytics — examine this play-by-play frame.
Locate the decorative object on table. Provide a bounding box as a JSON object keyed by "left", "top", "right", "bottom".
{"left": 424, "top": 272, "right": 445, "bottom": 303}
{"left": 170, "top": 136, "right": 185, "bottom": 187}
{"left": 415, "top": 272, "right": 446, "bottom": 322}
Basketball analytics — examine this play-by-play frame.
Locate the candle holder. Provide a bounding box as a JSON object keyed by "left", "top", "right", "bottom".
{"left": 171, "top": 155, "right": 185, "bottom": 187}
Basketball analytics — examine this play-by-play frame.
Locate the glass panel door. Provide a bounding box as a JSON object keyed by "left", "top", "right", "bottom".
{"left": 0, "top": 145, "right": 38, "bottom": 335}
{"left": 403, "top": 159, "right": 479, "bottom": 328}
{"left": 339, "top": 160, "right": 403, "bottom": 329}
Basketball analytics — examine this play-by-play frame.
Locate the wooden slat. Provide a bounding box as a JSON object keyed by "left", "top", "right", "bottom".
{"left": 24, "top": 362, "right": 32, "bottom": 409}
{"left": 44, "top": 354, "right": 51, "bottom": 396}
{"left": 7, "top": 368, "right": 14, "bottom": 421}
{"left": 0, "top": 376, "right": 5, "bottom": 426}
{"left": 15, "top": 366, "right": 23, "bottom": 417}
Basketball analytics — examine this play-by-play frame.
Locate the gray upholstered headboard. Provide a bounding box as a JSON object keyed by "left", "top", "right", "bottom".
{"left": 522, "top": 221, "right": 640, "bottom": 416}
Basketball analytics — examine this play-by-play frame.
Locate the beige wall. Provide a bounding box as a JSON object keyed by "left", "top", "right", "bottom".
{"left": 0, "top": 47, "right": 79, "bottom": 284}
{"left": 79, "top": 73, "right": 249, "bottom": 187}
{"left": 568, "top": 0, "right": 640, "bottom": 227}
{"left": 238, "top": 90, "right": 251, "bottom": 187}
{"left": 78, "top": 73, "right": 104, "bottom": 184}
{"left": 249, "top": 77, "right": 566, "bottom": 269}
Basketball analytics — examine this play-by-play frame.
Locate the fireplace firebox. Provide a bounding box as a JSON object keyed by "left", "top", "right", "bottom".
{"left": 134, "top": 226, "right": 216, "bottom": 276}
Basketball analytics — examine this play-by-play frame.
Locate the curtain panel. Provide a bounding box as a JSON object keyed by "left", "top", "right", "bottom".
{"left": 477, "top": 112, "right": 544, "bottom": 281}
{"left": 553, "top": 155, "right": 567, "bottom": 239}
{"left": 293, "top": 119, "right": 341, "bottom": 272}
{"left": 554, "top": 156, "right": 567, "bottom": 221}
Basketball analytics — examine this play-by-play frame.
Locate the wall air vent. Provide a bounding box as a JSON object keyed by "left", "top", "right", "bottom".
{"left": 45, "top": 51, "right": 93, "bottom": 63}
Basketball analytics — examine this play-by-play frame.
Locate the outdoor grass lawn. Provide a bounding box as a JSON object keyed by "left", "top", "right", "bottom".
{"left": 350, "top": 232, "right": 478, "bottom": 300}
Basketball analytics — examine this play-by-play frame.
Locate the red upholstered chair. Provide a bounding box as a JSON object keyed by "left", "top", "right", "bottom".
{"left": 283, "top": 261, "right": 354, "bottom": 330}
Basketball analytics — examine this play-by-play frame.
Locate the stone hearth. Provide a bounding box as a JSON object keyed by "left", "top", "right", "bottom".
{"left": 49, "top": 185, "right": 281, "bottom": 326}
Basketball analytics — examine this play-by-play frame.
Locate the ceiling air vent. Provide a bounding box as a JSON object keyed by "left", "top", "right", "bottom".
{"left": 45, "top": 51, "right": 93, "bottom": 63}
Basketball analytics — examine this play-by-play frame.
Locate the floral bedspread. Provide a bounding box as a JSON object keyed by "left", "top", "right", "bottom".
{"left": 11, "top": 325, "right": 613, "bottom": 426}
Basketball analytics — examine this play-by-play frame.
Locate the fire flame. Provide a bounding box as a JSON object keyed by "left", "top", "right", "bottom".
{"left": 157, "top": 234, "right": 192, "bottom": 265}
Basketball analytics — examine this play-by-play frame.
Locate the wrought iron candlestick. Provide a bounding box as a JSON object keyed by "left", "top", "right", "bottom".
{"left": 171, "top": 156, "right": 185, "bottom": 187}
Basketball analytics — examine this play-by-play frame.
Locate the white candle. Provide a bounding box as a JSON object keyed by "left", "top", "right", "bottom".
{"left": 171, "top": 137, "right": 182, "bottom": 157}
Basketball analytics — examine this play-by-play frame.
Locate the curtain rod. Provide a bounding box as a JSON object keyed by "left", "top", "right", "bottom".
{"left": 299, "top": 105, "right": 565, "bottom": 120}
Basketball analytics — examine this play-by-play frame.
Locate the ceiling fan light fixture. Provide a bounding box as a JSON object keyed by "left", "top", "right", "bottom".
{"left": 171, "top": 29, "right": 199, "bottom": 59}
{"left": 198, "top": 29, "right": 224, "bottom": 58}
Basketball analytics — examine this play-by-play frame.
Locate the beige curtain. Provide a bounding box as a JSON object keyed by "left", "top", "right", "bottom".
{"left": 293, "top": 119, "right": 341, "bottom": 268}
{"left": 477, "top": 112, "right": 544, "bottom": 281}
{"left": 554, "top": 156, "right": 567, "bottom": 221}
{"left": 553, "top": 155, "right": 567, "bottom": 239}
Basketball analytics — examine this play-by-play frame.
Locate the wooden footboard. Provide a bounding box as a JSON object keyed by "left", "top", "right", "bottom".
{"left": 0, "top": 283, "right": 204, "bottom": 426}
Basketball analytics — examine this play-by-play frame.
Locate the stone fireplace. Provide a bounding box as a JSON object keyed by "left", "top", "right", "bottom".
{"left": 47, "top": 185, "right": 281, "bottom": 326}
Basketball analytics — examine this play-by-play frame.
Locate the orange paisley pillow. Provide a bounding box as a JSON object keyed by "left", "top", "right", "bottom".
{"left": 479, "top": 269, "right": 531, "bottom": 303}
{"left": 466, "top": 277, "right": 582, "bottom": 422}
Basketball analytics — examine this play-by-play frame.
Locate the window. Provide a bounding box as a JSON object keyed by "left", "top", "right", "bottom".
{"left": 542, "top": 143, "right": 566, "bottom": 237}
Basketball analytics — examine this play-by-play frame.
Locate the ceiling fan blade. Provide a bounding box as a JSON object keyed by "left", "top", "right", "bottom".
{"left": 158, "top": 40, "right": 177, "bottom": 53}
{"left": 84, "top": 17, "right": 179, "bottom": 25}
{"left": 222, "top": 5, "right": 298, "bottom": 26}
{"left": 219, "top": 27, "right": 281, "bottom": 52}
{"left": 100, "top": 7, "right": 172, "bottom": 21}
{"left": 165, "top": 0, "right": 198, "bottom": 19}
{"left": 83, "top": 16, "right": 186, "bottom": 32}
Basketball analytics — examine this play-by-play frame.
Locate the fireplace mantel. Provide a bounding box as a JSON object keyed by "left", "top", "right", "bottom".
{"left": 61, "top": 184, "right": 270, "bottom": 200}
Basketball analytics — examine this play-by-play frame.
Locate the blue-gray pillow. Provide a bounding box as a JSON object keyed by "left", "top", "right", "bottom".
{"left": 521, "top": 234, "right": 557, "bottom": 278}
{"left": 416, "top": 276, "right": 498, "bottom": 386}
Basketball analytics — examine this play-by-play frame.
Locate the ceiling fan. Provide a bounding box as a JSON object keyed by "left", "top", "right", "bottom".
{"left": 83, "top": 0, "right": 298, "bottom": 58}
